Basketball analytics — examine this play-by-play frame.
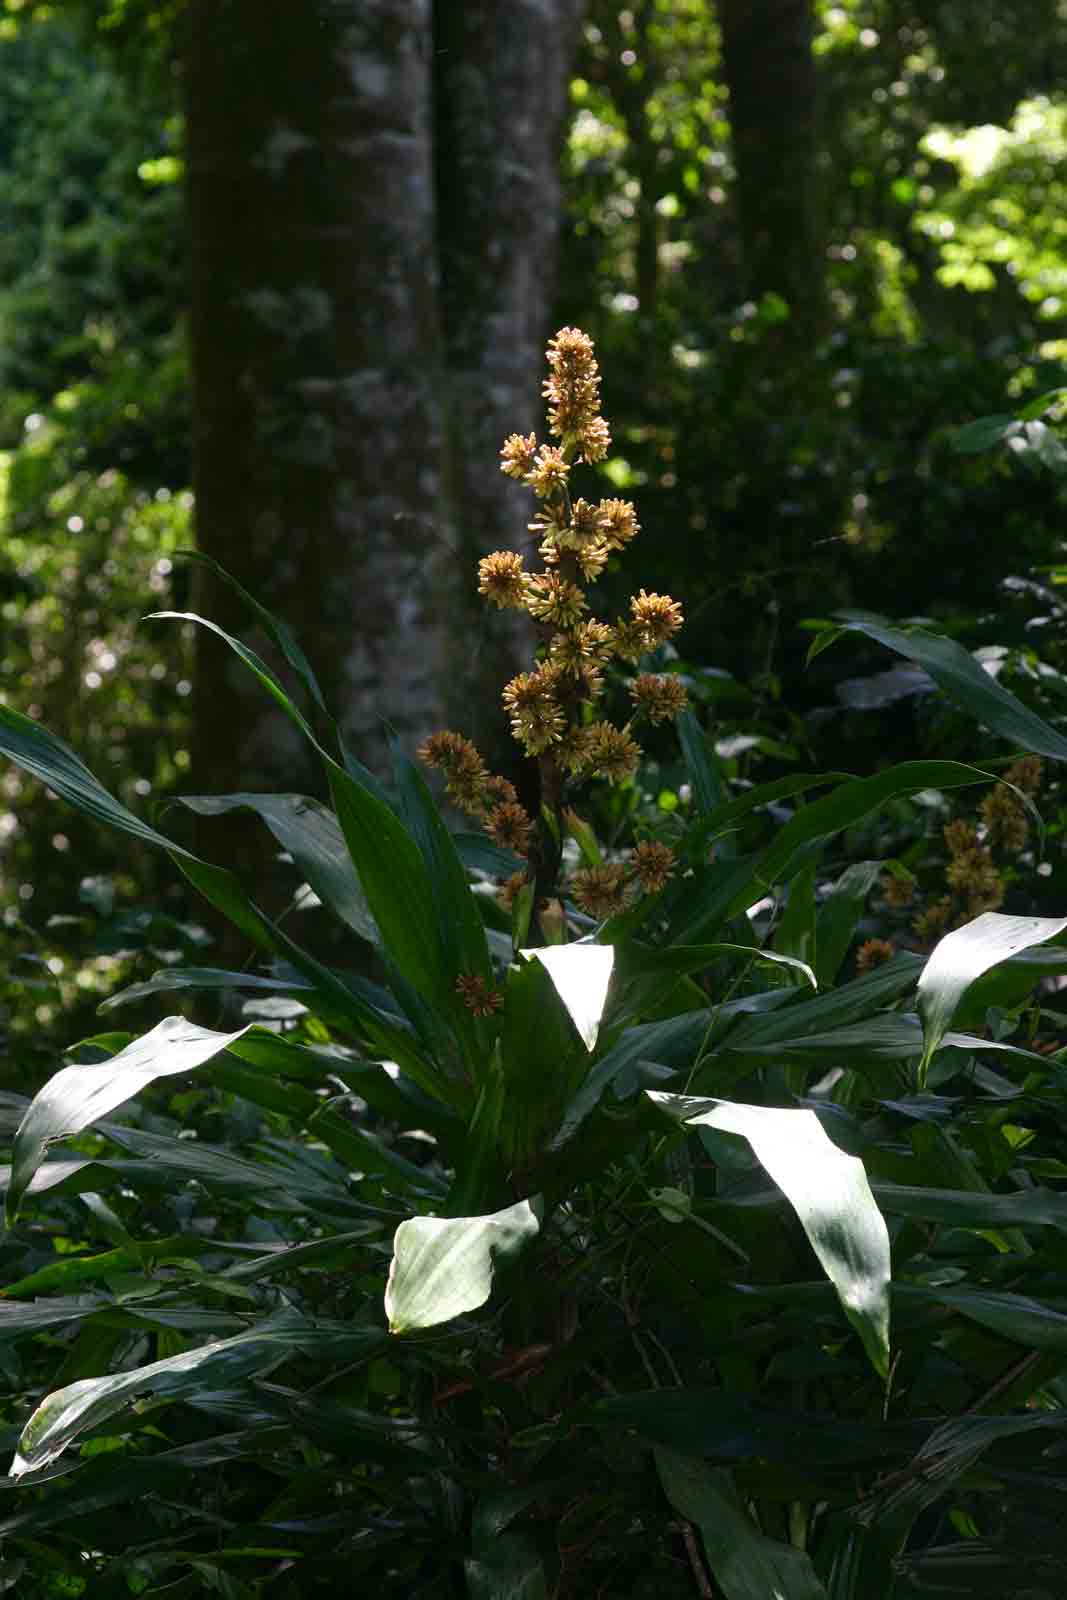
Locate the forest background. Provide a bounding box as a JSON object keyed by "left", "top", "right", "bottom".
{"left": 3, "top": 0, "right": 1067, "bottom": 1052}
{"left": 9, "top": 4, "right": 1067, "bottom": 1597}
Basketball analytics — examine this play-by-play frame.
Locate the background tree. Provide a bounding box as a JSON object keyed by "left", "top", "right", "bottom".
{"left": 186, "top": 0, "right": 584, "bottom": 811}
{"left": 717, "top": 0, "right": 827, "bottom": 340}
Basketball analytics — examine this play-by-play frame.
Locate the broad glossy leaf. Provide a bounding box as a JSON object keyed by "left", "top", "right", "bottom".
{"left": 6, "top": 1018, "right": 249, "bottom": 1224}
{"left": 656, "top": 1448, "right": 829, "bottom": 1600}
{"left": 173, "top": 792, "right": 380, "bottom": 944}
{"left": 521, "top": 944, "right": 615, "bottom": 1051}
{"left": 650, "top": 1093, "right": 891, "bottom": 1376}
{"left": 949, "top": 413, "right": 1019, "bottom": 453}
{"left": 917, "top": 911, "right": 1067, "bottom": 1078}
{"left": 308, "top": 1103, "right": 446, "bottom": 1197}
{"left": 10, "top": 1308, "right": 326, "bottom": 1476}
{"left": 454, "top": 833, "right": 525, "bottom": 878}
{"left": 835, "top": 612, "right": 1067, "bottom": 762}
{"left": 499, "top": 957, "right": 592, "bottom": 1173}
{"left": 730, "top": 1013, "right": 923, "bottom": 1062}
{"left": 0, "top": 1299, "right": 111, "bottom": 1342}
{"left": 865, "top": 1407, "right": 1067, "bottom": 1537}
{"left": 385, "top": 1197, "right": 541, "bottom": 1334}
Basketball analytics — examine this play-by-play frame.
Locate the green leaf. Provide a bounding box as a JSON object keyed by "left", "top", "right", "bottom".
{"left": 931, "top": 1286, "right": 1067, "bottom": 1352}
{"left": 307, "top": 1103, "right": 447, "bottom": 1197}
{"left": 728, "top": 761, "right": 1006, "bottom": 917}
{"left": 948, "top": 414, "right": 1020, "bottom": 453}
{"left": 705, "top": 771, "right": 852, "bottom": 837}
{"left": 835, "top": 612, "right": 1067, "bottom": 763}
{"left": 173, "top": 793, "right": 380, "bottom": 944}
{"left": 464, "top": 1535, "right": 547, "bottom": 1600}
{"left": 916, "top": 912, "right": 1067, "bottom": 1080}
{"left": 0, "top": 702, "right": 270, "bottom": 951}
{"left": 725, "top": 954, "right": 923, "bottom": 1049}
{"left": 676, "top": 708, "right": 725, "bottom": 815}
{"left": 172, "top": 550, "right": 332, "bottom": 719}
{"left": 6, "top": 1017, "right": 249, "bottom": 1224}
{"left": 553, "top": 1010, "right": 712, "bottom": 1148}
{"left": 619, "top": 943, "right": 816, "bottom": 991}
{"left": 649, "top": 1093, "right": 891, "bottom": 1376}
{"left": 521, "top": 945, "right": 615, "bottom": 1051}
{"left": 327, "top": 761, "right": 446, "bottom": 1009}
{"left": 656, "top": 1448, "right": 829, "bottom": 1600}
{"left": 10, "top": 1307, "right": 335, "bottom": 1476}
{"left": 498, "top": 957, "right": 591, "bottom": 1170}
{"left": 384, "top": 1197, "right": 541, "bottom": 1334}
{"left": 99, "top": 966, "right": 313, "bottom": 1012}
{"left": 148, "top": 611, "right": 324, "bottom": 752}
{"left": 1019, "top": 385, "right": 1067, "bottom": 421}
{"left": 873, "top": 1181, "right": 1067, "bottom": 1230}
{"left": 454, "top": 833, "right": 525, "bottom": 878}
{"left": 816, "top": 861, "right": 884, "bottom": 987}
{"left": 393, "top": 744, "right": 490, "bottom": 984}
{"left": 773, "top": 855, "right": 818, "bottom": 970}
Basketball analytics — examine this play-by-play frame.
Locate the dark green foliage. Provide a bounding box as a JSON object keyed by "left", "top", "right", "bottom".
{"left": 5, "top": 578, "right": 1067, "bottom": 1595}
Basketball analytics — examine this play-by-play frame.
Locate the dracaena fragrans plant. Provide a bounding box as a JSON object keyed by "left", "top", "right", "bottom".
{"left": 421, "top": 328, "right": 685, "bottom": 938}
{"left": 9, "top": 381, "right": 1067, "bottom": 1596}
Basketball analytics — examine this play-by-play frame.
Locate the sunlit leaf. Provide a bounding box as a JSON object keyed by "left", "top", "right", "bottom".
{"left": 10, "top": 1308, "right": 335, "bottom": 1476}
{"left": 917, "top": 911, "right": 1067, "bottom": 1079}
{"left": 385, "top": 1197, "right": 541, "bottom": 1334}
{"left": 6, "top": 1017, "right": 249, "bottom": 1224}
{"left": 649, "top": 1093, "right": 891, "bottom": 1376}
{"left": 520, "top": 944, "right": 615, "bottom": 1051}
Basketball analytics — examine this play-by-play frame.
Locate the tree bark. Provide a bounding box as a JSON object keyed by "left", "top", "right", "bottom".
{"left": 185, "top": 0, "right": 446, "bottom": 821}
{"left": 432, "top": 0, "right": 585, "bottom": 766}
{"left": 184, "top": 0, "right": 585, "bottom": 839}
{"left": 717, "top": 0, "right": 826, "bottom": 341}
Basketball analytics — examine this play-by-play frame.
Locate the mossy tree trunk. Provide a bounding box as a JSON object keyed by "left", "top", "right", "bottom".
{"left": 184, "top": 0, "right": 584, "bottom": 832}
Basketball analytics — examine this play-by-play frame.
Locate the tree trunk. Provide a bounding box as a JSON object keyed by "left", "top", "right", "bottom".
{"left": 185, "top": 0, "right": 584, "bottom": 850}
{"left": 717, "top": 0, "right": 826, "bottom": 340}
{"left": 432, "top": 0, "right": 585, "bottom": 767}
{"left": 185, "top": 0, "right": 446, "bottom": 825}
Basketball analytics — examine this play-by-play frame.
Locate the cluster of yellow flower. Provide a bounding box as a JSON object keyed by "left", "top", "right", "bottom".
{"left": 910, "top": 756, "right": 1043, "bottom": 943}
{"left": 489, "top": 328, "right": 684, "bottom": 774}
{"left": 420, "top": 327, "right": 686, "bottom": 924}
